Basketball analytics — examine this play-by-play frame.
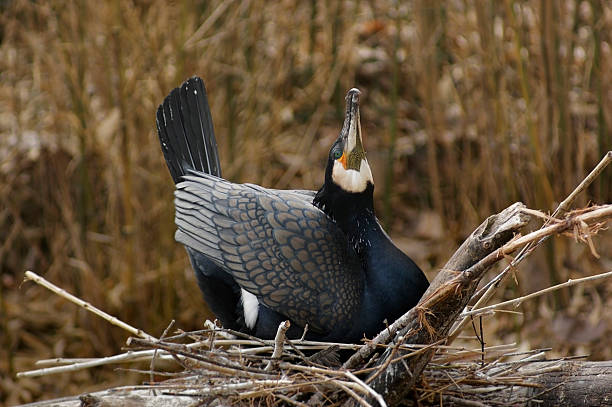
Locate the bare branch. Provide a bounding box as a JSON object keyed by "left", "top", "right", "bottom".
{"left": 22, "top": 270, "right": 157, "bottom": 342}
{"left": 450, "top": 151, "right": 612, "bottom": 340}
{"left": 344, "top": 371, "right": 387, "bottom": 407}
{"left": 463, "top": 270, "right": 612, "bottom": 318}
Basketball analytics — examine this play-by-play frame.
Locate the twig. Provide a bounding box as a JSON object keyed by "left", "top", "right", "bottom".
{"left": 199, "top": 379, "right": 293, "bottom": 396}
{"left": 17, "top": 351, "right": 152, "bottom": 378}
{"left": 334, "top": 379, "right": 374, "bottom": 407}
{"left": 203, "top": 319, "right": 234, "bottom": 339}
{"left": 450, "top": 152, "right": 612, "bottom": 340}
{"left": 151, "top": 320, "right": 175, "bottom": 393}
{"left": 557, "top": 151, "right": 611, "bottom": 214}
{"left": 300, "top": 323, "right": 309, "bottom": 341}
{"left": 462, "top": 270, "right": 612, "bottom": 318}
{"left": 35, "top": 358, "right": 97, "bottom": 366}
{"left": 265, "top": 320, "right": 290, "bottom": 371}
{"left": 450, "top": 204, "right": 611, "bottom": 338}
{"left": 275, "top": 394, "right": 311, "bottom": 407}
{"left": 501, "top": 205, "right": 610, "bottom": 254}
{"left": 20, "top": 333, "right": 363, "bottom": 378}
{"left": 22, "top": 337, "right": 252, "bottom": 377}
{"left": 470, "top": 316, "right": 485, "bottom": 367}
{"left": 22, "top": 270, "right": 156, "bottom": 341}
{"left": 271, "top": 321, "right": 290, "bottom": 359}
{"left": 344, "top": 371, "right": 387, "bottom": 407}
{"left": 128, "top": 337, "right": 275, "bottom": 378}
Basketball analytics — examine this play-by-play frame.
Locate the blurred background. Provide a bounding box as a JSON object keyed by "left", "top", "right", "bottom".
{"left": 1, "top": 0, "right": 611, "bottom": 404}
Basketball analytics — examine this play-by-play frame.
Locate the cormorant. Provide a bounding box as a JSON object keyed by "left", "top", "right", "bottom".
{"left": 156, "top": 77, "right": 429, "bottom": 342}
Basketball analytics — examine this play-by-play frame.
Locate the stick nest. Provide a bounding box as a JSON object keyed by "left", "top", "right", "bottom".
{"left": 109, "top": 324, "right": 576, "bottom": 407}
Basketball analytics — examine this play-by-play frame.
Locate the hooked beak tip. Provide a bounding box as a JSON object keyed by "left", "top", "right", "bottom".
{"left": 346, "top": 88, "right": 361, "bottom": 105}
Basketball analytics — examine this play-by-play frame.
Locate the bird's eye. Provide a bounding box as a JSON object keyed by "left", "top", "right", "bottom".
{"left": 333, "top": 149, "right": 343, "bottom": 159}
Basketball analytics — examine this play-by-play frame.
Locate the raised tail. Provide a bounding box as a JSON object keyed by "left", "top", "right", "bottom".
{"left": 156, "top": 77, "right": 244, "bottom": 331}
{"left": 156, "top": 76, "right": 222, "bottom": 182}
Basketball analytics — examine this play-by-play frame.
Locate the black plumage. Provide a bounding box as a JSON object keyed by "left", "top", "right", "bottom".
{"left": 157, "top": 77, "right": 220, "bottom": 183}
{"left": 156, "top": 77, "right": 429, "bottom": 342}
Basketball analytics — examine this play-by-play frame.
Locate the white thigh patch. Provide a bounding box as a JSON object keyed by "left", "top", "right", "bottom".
{"left": 241, "top": 289, "right": 259, "bottom": 329}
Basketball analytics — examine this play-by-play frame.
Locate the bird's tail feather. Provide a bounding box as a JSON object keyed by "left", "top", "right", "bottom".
{"left": 156, "top": 76, "right": 222, "bottom": 183}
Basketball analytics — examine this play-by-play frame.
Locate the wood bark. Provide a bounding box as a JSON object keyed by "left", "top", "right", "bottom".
{"left": 440, "top": 361, "right": 612, "bottom": 406}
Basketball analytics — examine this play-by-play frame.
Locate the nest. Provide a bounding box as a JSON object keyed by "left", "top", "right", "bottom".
{"left": 62, "top": 323, "right": 581, "bottom": 407}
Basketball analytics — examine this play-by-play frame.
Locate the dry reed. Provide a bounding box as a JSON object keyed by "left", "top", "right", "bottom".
{"left": 1, "top": 0, "right": 611, "bottom": 403}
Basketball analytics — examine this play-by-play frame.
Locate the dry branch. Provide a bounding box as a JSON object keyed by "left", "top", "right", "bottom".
{"left": 450, "top": 151, "right": 612, "bottom": 340}
{"left": 342, "top": 202, "right": 528, "bottom": 373}
{"left": 19, "top": 339, "right": 612, "bottom": 407}
{"left": 462, "top": 269, "right": 612, "bottom": 318}
{"left": 265, "top": 320, "right": 290, "bottom": 371}
{"left": 22, "top": 271, "right": 157, "bottom": 341}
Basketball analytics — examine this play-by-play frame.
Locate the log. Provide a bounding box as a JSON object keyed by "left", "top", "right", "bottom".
{"left": 439, "top": 361, "right": 612, "bottom": 406}
{"left": 18, "top": 389, "right": 203, "bottom": 407}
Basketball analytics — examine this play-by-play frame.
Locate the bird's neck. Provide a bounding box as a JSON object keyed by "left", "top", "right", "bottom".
{"left": 314, "top": 182, "right": 376, "bottom": 255}
{"left": 340, "top": 207, "right": 378, "bottom": 256}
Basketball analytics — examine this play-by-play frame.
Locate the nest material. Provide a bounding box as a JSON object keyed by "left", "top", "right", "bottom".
{"left": 112, "top": 325, "right": 576, "bottom": 407}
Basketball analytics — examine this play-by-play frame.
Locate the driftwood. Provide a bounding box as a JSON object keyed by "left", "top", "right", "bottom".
{"left": 441, "top": 360, "right": 612, "bottom": 406}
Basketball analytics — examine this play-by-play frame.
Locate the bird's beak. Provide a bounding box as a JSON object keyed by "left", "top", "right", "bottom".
{"left": 339, "top": 88, "right": 365, "bottom": 171}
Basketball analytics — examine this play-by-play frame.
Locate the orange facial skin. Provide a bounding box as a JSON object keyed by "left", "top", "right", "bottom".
{"left": 338, "top": 152, "right": 347, "bottom": 169}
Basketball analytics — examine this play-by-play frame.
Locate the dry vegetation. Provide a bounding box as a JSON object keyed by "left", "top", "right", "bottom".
{"left": 0, "top": 0, "right": 611, "bottom": 404}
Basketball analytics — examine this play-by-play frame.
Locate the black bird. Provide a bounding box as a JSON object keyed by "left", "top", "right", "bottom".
{"left": 156, "top": 77, "right": 429, "bottom": 342}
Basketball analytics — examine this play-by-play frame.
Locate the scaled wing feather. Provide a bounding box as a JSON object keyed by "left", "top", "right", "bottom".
{"left": 174, "top": 172, "right": 364, "bottom": 334}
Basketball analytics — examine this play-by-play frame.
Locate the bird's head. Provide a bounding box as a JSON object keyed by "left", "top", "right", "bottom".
{"left": 315, "top": 88, "right": 374, "bottom": 219}
{"left": 327, "top": 88, "right": 373, "bottom": 193}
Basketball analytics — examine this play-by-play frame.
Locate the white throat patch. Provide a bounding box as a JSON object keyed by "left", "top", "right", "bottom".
{"left": 332, "top": 159, "right": 373, "bottom": 193}
{"left": 241, "top": 289, "right": 259, "bottom": 329}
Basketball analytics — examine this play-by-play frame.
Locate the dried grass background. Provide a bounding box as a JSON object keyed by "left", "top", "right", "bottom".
{"left": 1, "top": 0, "right": 611, "bottom": 404}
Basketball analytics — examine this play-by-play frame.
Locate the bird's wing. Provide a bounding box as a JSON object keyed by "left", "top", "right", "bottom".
{"left": 174, "top": 172, "right": 364, "bottom": 334}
